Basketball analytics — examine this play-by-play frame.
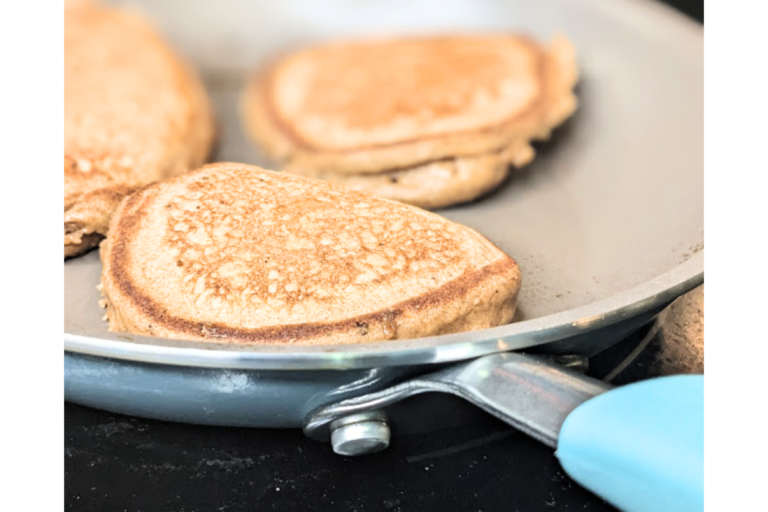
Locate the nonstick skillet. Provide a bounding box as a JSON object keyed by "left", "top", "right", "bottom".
{"left": 62, "top": 0, "right": 706, "bottom": 510}
{"left": 65, "top": 1, "right": 703, "bottom": 509}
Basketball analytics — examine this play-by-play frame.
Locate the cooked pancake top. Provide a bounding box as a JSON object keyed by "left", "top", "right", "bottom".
{"left": 109, "top": 164, "right": 504, "bottom": 329}
{"left": 65, "top": 3, "right": 200, "bottom": 186}
{"left": 267, "top": 35, "right": 543, "bottom": 151}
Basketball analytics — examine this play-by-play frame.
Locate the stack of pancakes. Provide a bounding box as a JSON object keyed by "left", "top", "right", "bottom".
{"left": 242, "top": 34, "right": 578, "bottom": 209}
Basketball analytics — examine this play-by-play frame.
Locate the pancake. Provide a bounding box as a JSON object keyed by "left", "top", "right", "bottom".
{"left": 64, "top": 0, "right": 215, "bottom": 257}
{"left": 99, "top": 162, "right": 521, "bottom": 345}
{"left": 242, "top": 33, "right": 577, "bottom": 175}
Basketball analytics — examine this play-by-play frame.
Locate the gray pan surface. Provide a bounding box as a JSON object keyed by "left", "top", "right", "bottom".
{"left": 65, "top": 0, "right": 703, "bottom": 370}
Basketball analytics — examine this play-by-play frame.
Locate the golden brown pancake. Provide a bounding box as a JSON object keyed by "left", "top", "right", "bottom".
{"left": 99, "top": 163, "right": 521, "bottom": 345}
{"left": 241, "top": 33, "right": 576, "bottom": 208}
{"left": 64, "top": 0, "right": 215, "bottom": 257}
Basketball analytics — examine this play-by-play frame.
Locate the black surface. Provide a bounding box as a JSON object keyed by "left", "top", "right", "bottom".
{"left": 66, "top": 396, "right": 611, "bottom": 512}
{"left": 65, "top": 2, "right": 702, "bottom": 511}
{"left": 661, "top": 0, "right": 703, "bottom": 22}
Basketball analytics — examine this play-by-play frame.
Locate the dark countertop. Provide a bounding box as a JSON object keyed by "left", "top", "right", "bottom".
{"left": 66, "top": 395, "right": 606, "bottom": 511}
{"left": 662, "top": 0, "right": 706, "bottom": 23}
{"left": 660, "top": 0, "right": 703, "bottom": 22}
{"left": 65, "top": 2, "right": 702, "bottom": 510}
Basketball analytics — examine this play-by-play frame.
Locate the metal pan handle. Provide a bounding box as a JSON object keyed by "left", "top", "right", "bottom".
{"left": 304, "top": 352, "right": 610, "bottom": 449}
{"left": 304, "top": 352, "right": 703, "bottom": 512}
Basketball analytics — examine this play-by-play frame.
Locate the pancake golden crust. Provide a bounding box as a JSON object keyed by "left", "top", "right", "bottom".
{"left": 243, "top": 34, "right": 577, "bottom": 175}
{"left": 99, "top": 163, "right": 521, "bottom": 345}
{"left": 64, "top": 1, "right": 215, "bottom": 258}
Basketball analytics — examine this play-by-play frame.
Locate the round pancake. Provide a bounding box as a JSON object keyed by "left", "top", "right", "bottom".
{"left": 242, "top": 34, "right": 577, "bottom": 175}
{"left": 99, "top": 163, "right": 521, "bottom": 345}
{"left": 285, "top": 142, "right": 535, "bottom": 209}
{"left": 64, "top": 1, "right": 215, "bottom": 257}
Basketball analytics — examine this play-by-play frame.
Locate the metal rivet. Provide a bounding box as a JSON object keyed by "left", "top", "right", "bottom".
{"left": 329, "top": 411, "right": 390, "bottom": 456}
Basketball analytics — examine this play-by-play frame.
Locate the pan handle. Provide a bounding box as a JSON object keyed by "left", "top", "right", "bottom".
{"left": 415, "top": 352, "right": 612, "bottom": 448}
{"left": 557, "top": 374, "right": 703, "bottom": 512}
{"left": 304, "top": 352, "right": 610, "bottom": 447}
{"left": 304, "top": 352, "right": 703, "bottom": 512}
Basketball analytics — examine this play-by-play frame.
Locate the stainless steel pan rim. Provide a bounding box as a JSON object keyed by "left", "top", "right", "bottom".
{"left": 64, "top": 252, "right": 702, "bottom": 370}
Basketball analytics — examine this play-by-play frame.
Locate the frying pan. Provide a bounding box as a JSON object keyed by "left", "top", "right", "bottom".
{"left": 65, "top": 0, "right": 703, "bottom": 509}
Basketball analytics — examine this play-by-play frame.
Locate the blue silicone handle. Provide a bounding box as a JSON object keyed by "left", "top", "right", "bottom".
{"left": 555, "top": 375, "right": 703, "bottom": 512}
